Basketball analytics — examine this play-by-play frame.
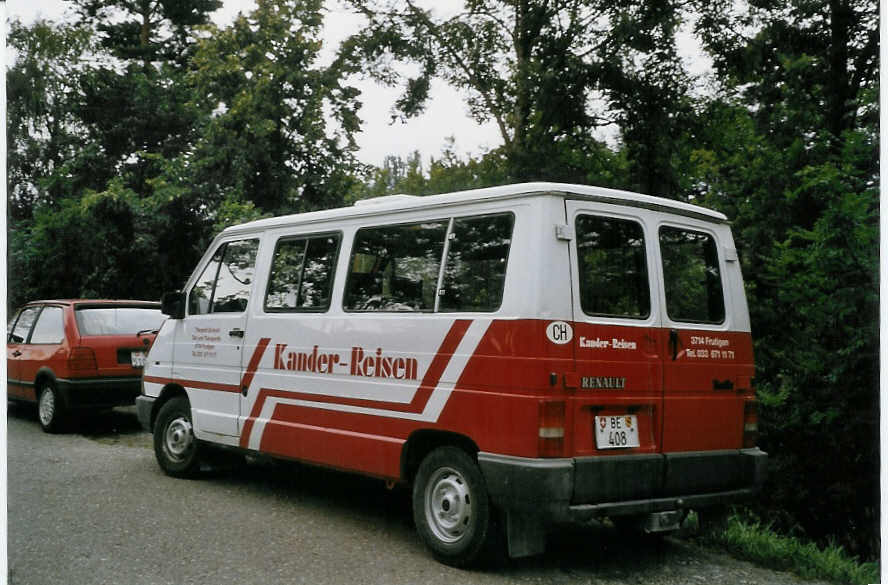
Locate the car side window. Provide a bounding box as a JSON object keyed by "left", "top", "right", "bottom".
{"left": 188, "top": 239, "right": 260, "bottom": 315}
{"left": 659, "top": 226, "right": 725, "bottom": 324}
{"left": 7, "top": 310, "right": 21, "bottom": 339}
{"left": 29, "top": 306, "right": 65, "bottom": 344}
{"left": 9, "top": 307, "right": 41, "bottom": 344}
{"left": 265, "top": 234, "right": 340, "bottom": 312}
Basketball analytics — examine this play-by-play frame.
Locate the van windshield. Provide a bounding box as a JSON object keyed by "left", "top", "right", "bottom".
{"left": 75, "top": 307, "right": 166, "bottom": 336}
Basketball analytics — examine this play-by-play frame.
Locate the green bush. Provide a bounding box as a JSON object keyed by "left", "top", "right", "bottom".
{"left": 703, "top": 512, "right": 880, "bottom": 585}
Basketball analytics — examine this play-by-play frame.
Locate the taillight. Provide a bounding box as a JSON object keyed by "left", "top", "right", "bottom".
{"left": 743, "top": 398, "right": 759, "bottom": 448}
{"left": 68, "top": 347, "right": 98, "bottom": 371}
{"left": 538, "top": 400, "right": 565, "bottom": 457}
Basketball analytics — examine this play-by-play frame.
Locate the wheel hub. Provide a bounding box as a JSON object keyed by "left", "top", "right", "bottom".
{"left": 164, "top": 417, "right": 194, "bottom": 462}
{"left": 425, "top": 467, "right": 472, "bottom": 543}
{"left": 38, "top": 389, "right": 55, "bottom": 426}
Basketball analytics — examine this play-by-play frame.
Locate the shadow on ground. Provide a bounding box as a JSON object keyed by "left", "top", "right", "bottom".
{"left": 204, "top": 454, "right": 685, "bottom": 574}
{"left": 8, "top": 400, "right": 146, "bottom": 440}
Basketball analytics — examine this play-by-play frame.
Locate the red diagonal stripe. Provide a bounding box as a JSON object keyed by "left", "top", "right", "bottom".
{"left": 241, "top": 337, "right": 271, "bottom": 392}
{"left": 238, "top": 320, "right": 473, "bottom": 448}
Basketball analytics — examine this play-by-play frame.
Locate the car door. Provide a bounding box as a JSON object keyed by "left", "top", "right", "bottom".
{"left": 20, "top": 306, "right": 67, "bottom": 393}
{"left": 172, "top": 237, "right": 261, "bottom": 439}
{"left": 7, "top": 306, "right": 42, "bottom": 401}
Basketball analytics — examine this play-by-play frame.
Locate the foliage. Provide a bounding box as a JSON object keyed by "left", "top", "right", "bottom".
{"left": 340, "top": 0, "right": 681, "bottom": 185}
{"left": 6, "top": 18, "right": 95, "bottom": 219}
{"left": 686, "top": 0, "right": 879, "bottom": 559}
{"left": 186, "top": 0, "right": 363, "bottom": 214}
{"left": 7, "top": 1, "right": 363, "bottom": 309}
{"left": 71, "top": 0, "right": 223, "bottom": 65}
{"left": 702, "top": 511, "right": 880, "bottom": 585}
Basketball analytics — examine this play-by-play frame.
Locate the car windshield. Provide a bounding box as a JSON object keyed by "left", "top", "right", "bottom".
{"left": 75, "top": 307, "right": 165, "bottom": 336}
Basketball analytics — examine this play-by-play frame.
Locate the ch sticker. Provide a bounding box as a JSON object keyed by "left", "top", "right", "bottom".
{"left": 546, "top": 321, "right": 573, "bottom": 345}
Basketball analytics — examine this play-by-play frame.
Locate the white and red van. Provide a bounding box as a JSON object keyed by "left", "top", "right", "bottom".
{"left": 137, "top": 182, "right": 766, "bottom": 565}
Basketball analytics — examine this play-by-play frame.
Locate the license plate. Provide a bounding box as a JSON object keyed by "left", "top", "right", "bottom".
{"left": 131, "top": 351, "right": 146, "bottom": 368}
{"left": 595, "top": 415, "right": 640, "bottom": 449}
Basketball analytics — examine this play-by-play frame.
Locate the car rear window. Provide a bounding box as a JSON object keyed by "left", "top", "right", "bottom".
{"left": 75, "top": 307, "right": 166, "bottom": 336}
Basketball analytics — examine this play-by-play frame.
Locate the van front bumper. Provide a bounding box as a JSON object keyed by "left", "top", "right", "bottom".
{"left": 477, "top": 447, "right": 767, "bottom": 525}
{"left": 135, "top": 395, "right": 155, "bottom": 432}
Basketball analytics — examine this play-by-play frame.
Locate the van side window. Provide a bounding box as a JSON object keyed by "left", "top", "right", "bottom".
{"left": 440, "top": 213, "right": 514, "bottom": 312}
{"left": 576, "top": 215, "right": 650, "bottom": 319}
{"left": 188, "top": 239, "right": 260, "bottom": 315}
{"left": 344, "top": 221, "right": 447, "bottom": 312}
{"left": 659, "top": 227, "right": 725, "bottom": 323}
{"left": 29, "top": 306, "right": 65, "bottom": 344}
{"left": 265, "top": 234, "right": 340, "bottom": 312}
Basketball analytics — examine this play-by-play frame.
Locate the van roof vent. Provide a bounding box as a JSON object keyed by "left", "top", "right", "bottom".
{"left": 353, "top": 194, "right": 419, "bottom": 207}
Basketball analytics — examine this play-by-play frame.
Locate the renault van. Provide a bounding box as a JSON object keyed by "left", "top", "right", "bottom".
{"left": 137, "top": 182, "right": 766, "bottom": 566}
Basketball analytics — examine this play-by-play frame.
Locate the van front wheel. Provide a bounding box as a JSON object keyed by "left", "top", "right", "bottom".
{"left": 153, "top": 396, "right": 202, "bottom": 478}
{"left": 412, "top": 446, "right": 490, "bottom": 567}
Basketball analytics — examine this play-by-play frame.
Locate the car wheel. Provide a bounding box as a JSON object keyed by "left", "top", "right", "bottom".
{"left": 412, "top": 446, "right": 491, "bottom": 567}
{"left": 37, "top": 380, "right": 65, "bottom": 433}
{"left": 153, "top": 396, "right": 202, "bottom": 478}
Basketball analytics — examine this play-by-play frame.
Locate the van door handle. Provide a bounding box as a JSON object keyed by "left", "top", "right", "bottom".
{"left": 669, "top": 329, "right": 680, "bottom": 361}
{"left": 229, "top": 328, "right": 245, "bottom": 338}
{"left": 12, "top": 350, "right": 22, "bottom": 357}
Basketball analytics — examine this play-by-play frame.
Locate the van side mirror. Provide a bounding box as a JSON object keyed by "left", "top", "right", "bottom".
{"left": 161, "top": 291, "right": 186, "bottom": 319}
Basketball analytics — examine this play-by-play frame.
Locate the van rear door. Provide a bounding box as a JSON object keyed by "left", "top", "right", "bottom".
{"left": 655, "top": 221, "right": 753, "bottom": 454}
{"left": 565, "top": 201, "right": 663, "bottom": 462}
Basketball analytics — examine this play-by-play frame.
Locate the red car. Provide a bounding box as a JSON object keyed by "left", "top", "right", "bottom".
{"left": 7, "top": 300, "right": 166, "bottom": 432}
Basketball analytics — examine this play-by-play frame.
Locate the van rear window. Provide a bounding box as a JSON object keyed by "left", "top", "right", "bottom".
{"left": 575, "top": 215, "right": 650, "bottom": 319}
{"left": 659, "top": 227, "right": 725, "bottom": 323}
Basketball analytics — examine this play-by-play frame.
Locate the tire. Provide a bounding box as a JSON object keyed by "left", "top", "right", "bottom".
{"left": 412, "top": 446, "right": 491, "bottom": 567}
{"left": 37, "top": 379, "right": 66, "bottom": 433}
{"left": 153, "top": 396, "right": 202, "bottom": 478}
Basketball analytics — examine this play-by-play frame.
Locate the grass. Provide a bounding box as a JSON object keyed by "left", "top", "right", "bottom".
{"left": 698, "top": 512, "right": 880, "bottom": 585}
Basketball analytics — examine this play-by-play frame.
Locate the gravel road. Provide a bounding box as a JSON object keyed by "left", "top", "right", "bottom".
{"left": 7, "top": 404, "right": 830, "bottom": 585}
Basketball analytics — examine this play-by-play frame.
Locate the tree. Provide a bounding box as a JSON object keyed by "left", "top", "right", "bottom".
{"left": 341, "top": 0, "right": 686, "bottom": 186}
{"left": 69, "top": 0, "right": 223, "bottom": 197}
{"left": 689, "top": 0, "right": 879, "bottom": 558}
{"left": 72, "top": 0, "right": 222, "bottom": 66}
{"left": 186, "top": 0, "right": 363, "bottom": 214}
{"left": 6, "top": 19, "right": 95, "bottom": 220}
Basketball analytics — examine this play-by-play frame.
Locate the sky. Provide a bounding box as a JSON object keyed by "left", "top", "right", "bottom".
{"left": 5, "top": 0, "right": 503, "bottom": 167}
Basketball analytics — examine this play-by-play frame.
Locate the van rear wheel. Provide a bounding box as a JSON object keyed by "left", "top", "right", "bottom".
{"left": 412, "top": 446, "right": 490, "bottom": 567}
{"left": 153, "top": 396, "right": 202, "bottom": 477}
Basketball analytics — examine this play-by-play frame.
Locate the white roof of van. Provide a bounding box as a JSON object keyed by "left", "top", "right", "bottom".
{"left": 223, "top": 182, "right": 727, "bottom": 234}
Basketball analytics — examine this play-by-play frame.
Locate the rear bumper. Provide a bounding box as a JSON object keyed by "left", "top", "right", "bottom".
{"left": 55, "top": 376, "right": 142, "bottom": 409}
{"left": 478, "top": 447, "right": 767, "bottom": 525}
